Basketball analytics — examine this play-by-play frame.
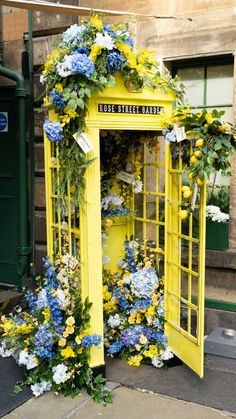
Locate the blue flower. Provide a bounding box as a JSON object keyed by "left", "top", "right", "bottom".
{"left": 162, "top": 128, "right": 170, "bottom": 136}
{"left": 151, "top": 330, "right": 168, "bottom": 345}
{"left": 34, "top": 324, "right": 54, "bottom": 360}
{"left": 165, "top": 129, "right": 177, "bottom": 143}
{"left": 76, "top": 47, "right": 89, "bottom": 55}
{"left": 25, "top": 291, "right": 37, "bottom": 313}
{"left": 71, "top": 53, "right": 94, "bottom": 78}
{"left": 50, "top": 89, "right": 65, "bottom": 110}
{"left": 103, "top": 24, "right": 116, "bottom": 37}
{"left": 81, "top": 334, "right": 102, "bottom": 348}
{"left": 106, "top": 52, "right": 125, "bottom": 73}
{"left": 62, "top": 24, "right": 86, "bottom": 44}
{"left": 46, "top": 288, "right": 63, "bottom": 327}
{"left": 102, "top": 207, "right": 131, "bottom": 217}
{"left": 107, "top": 341, "right": 123, "bottom": 356}
{"left": 43, "top": 120, "right": 64, "bottom": 143}
{"left": 125, "top": 37, "right": 134, "bottom": 48}
{"left": 131, "top": 297, "right": 152, "bottom": 312}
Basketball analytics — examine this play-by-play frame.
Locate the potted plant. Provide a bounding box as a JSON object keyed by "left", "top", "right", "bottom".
{"left": 206, "top": 186, "right": 229, "bottom": 250}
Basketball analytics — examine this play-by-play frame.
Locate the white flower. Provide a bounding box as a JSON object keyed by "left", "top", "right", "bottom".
{"left": 55, "top": 288, "right": 70, "bottom": 309}
{"left": 108, "top": 314, "right": 121, "bottom": 328}
{"left": 62, "top": 24, "right": 86, "bottom": 44}
{"left": 40, "top": 74, "right": 46, "bottom": 85}
{"left": 56, "top": 55, "right": 73, "bottom": 78}
{"left": 52, "top": 363, "right": 70, "bottom": 384}
{"left": 206, "top": 205, "right": 229, "bottom": 223}
{"left": 31, "top": 380, "right": 52, "bottom": 397}
{"left": 51, "top": 157, "right": 57, "bottom": 165}
{"left": 62, "top": 253, "right": 79, "bottom": 270}
{"left": 117, "top": 258, "right": 128, "bottom": 270}
{"left": 18, "top": 350, "right": 39, "bottom": 370}
{"left": 101, "top": 193, "right": 124, "bottom": 210}
{"left": 160, "top": 346, "right": 174, "bottom": 361}
{"left": 132, "top": 179, "right": 143, "bottom": 193}
{"left": 151, "top": 356, "right": 164, "bottom": 368}
{"left": 95, "top": 32, "right": 114, "bottom": 50}
{"left": 57, "top": 267, "right": 68, "bottom": 285}
{"left": 0, "top": 341, "right": 14, "bottom": 358}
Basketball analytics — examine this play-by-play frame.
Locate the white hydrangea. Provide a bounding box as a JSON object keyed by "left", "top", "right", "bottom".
{"left": 61, "top": 253, "right": 79, "bottom": 270}
{"left": 62, "top": 24, "right": 86, "bottom": 44}
{"left": 31, "top": 380, "right": 52, "bottom": 397}
{"left": 130, "top": 267, "right": 159, "bottom": 298}
{"left": 108, "top": 314, "right": 121, "bottom": 328}
{"left": 160, "top": 346, "right": 174, "bottom": 361}
{"left": 206, "top": 205, "right": 229, "bottom": 223}
{"left": 52, "top": 363, "right": 70, "bottom": 384}
{"left": 55, "top": 288, "right": 70, "bottom": 309}
{"left": 103, "top": 254, "right": 110, "bottom": 265}
{"left": 57, "top": 267, "right": 69, "bottom": 285}
{"left": 132, "top": 179, "right": 143, "bottom": 194}
{"left": 0, "top": 341, "right": 14, "bottom": 358}
{"left": 151, "top": 356, "right": 164, "bottom": 368}
{"left": 95, "top": 32, "right": 114, "bottom": 50}
{"left": 101, "top": 193, "right": 124, "bottom": 210}
{"left": 18, "top": 350, "right": 39, "bottom": 370}
{"left": 56, "top": 55, "right": 73, "bottom": 78}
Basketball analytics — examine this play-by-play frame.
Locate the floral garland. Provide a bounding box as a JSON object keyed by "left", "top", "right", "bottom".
{"left": 103, "top": 239, "right": 173, "bottom": 367}
{"left": 42, "top": 15, "right": 182, "bottom": 207}
{"left": 161, "top": 108, "right": 236, "bottom": 219}
{"left": 0, "top": 256, "right": 112, "bottom": 403}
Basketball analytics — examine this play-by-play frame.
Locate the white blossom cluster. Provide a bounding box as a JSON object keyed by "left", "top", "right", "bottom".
{"left": 108, "top": 314, "right": 121, "bottom": 328}
{"left": 151, "top": 347, "right": 173, "bottom": 368}
{"left": 101, "top": 193, "right": 124, "bottom": 210}
{"left": 206, "top": 205, "right": 229, "bottom": 223}
{"left": 18, "top": 350, "right": 39, "bottom": 370}
{"left": 30, "top": 380, "right": 52, "bottom": 397}
{"left": 52, "top": 363, "right": 70, "bottom": 384}
{"left": 95, "top": 32, "right": 114, "bottom": 50}
{"left": 0, "top": 341, "right": 14, "bottom": 358}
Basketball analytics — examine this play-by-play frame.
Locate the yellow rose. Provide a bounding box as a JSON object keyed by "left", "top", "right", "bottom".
{"left": 58, "top": 338, "right": 67, "bottom": 347}
{"left": 75, "top": 336, "right": 81, "bottom": 345}
{"left": 66, "top": 316, "right": 75, "bottom": 326}
{"left": 65, "top": 325, "right": 74, "bottom": 335}
{"left": 91, "top": 15, "right": 103, "bottom": 31}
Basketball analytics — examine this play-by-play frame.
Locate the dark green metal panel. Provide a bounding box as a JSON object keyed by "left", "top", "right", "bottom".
{"left": 0, "top": 88, "right": 20, "bottom": 285}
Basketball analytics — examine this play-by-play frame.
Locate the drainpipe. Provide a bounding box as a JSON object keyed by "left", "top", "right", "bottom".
{"left": 0, "top": 65, "right": 31, "bottom": 289}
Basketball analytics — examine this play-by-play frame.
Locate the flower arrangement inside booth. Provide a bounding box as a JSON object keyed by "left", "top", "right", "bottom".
{"left": 161, "top": 108, "right": 236, "bottom": 220}
{"left": 42, "top": 15, "right": 182, "bottom": 208}
{"left": 205, "top": 205, "right": 229, "bottom": 251}
{"left": 0, "top": 256, "right": 112, "bottom": 403}
{"left": 103, "top": 239, "right": 173, "bottom": 367}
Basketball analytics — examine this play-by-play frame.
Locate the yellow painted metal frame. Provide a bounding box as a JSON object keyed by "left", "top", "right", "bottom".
{"left": 44, "top": 76, "right": 206, "bottom": 376}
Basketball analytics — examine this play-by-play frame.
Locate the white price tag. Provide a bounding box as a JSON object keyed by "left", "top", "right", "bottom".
{"left": 174, "top": 123, "right": 186, "bottom": 143}
{"left": 116, "top": 171, "right": 135, "bottom": 184}
{"left": 191, "top": 184, "right": 198, "bottom": 211}
{"left": 73, "top": 132, "right": 93, "bottom": 154}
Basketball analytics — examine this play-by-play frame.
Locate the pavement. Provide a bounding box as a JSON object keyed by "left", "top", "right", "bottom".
{"left": 2, "top": 355, "right": 236, "bottom": 419}
{"left": 2, "top": 384, "right": 236, "bottom": 419}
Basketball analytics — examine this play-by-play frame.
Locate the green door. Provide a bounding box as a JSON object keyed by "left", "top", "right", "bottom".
{"left": 0, "top": 89, "right": 20, "bottom": 286}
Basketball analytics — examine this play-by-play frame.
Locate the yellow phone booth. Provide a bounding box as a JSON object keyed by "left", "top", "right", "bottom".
{"left": 44, "top": 77, "right": 206, "bottom": 377}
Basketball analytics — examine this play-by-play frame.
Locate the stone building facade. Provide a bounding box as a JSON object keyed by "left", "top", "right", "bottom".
{"left": 1, "top": 0, "right": 236, "bottom": 330}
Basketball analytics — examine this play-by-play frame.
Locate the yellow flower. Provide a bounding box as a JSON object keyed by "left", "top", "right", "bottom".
{"left": 61, "top": 346, "right": 75, "bottom": 359}
{"left": 106, "top": 218, "right": 113, "bottom": 227}
{"left": 136, "top": 344, "right": 141, "bottom": 351}
{"left": 205, "top": 113, "right": 213, "bottom": 124}
{"left": 143, "top": 345, "right": 158, "bottom": 358}
{"left": 65, "top": 325, "right": 74, "bottom": 335}
{"left": 66, "top": 316, "right": 75, "bottom": 326}
{"left": 43, "top": 95, "right": 51, "bottom": 107}
{"left": 58, "top": 338, "right": 67, "bottom": 347}
{"left": 44, "top": 60, "right": 53, "bottom": 73}
{"left": 145, "top": 260, "right": 152, "bottom": 268}
{"left": 190, "top": 155, "right": 197, "bottom": 164}
{"left": 75, "top": 336, "right": 81, "bottom": 345}
{"left": 103, "top": 300, "right": 117, "bottom": 313}
{"left": 103, "top": 285, "right": 112, "bottom": 301}
{"left": 91, "top": 15, "right": 103, "bottom": 31}
{"left": 194, "top": 150, "right": 201, "bottom": 158}
{"left": 196, "top": 177, "right": 204, "bottom": 187}
{"left": 1, "top": 319, "right": 13, "bottom": 335}
{"left": 42, "top": 308, "right": 50, "bottom": 323}
{"left": 139, "top": 335, "right": 148, "bottom": 345}
{"left": 136, "top": 313, "right": 142, "bottom": 324}
{"left": 64, "top": 107, "right": 79, "bottom": 119}
{"left": 128, "top": 355, "right": 143, "bottom": 367}
{"left": 89, "top": 44, "right": 103, "bottom": 62}
{"left": 63, "top": 331, "right": 69, "bottom": 338}
{"left": 116, "top": 42, "right": 134, "bottom": 59}
{"left": 55, "top": 83, "right": 63, "bottom": 93}
{"left": 128, "top": 313, "right": 136, "bottom": 324}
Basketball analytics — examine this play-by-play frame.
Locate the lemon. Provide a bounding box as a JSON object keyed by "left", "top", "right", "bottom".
{"left": 183, "top": 190, "right": 192, "bottom": 199}
{"left": 190, "top": 155, "right": 197, "bottom": 164}
{"left": 196, "top": 138, "right": 204, "bottom": 147}
{"left": 194, "top": 150, "right": 201, "bottom": 158}
{"left": 178, "top": 209, "right": 188, "bottom": 220}
{"left": 188, "top": 173, "right": 193, "bottom": 180}
{"left": 196, "top": 177, "right": 204, "bottom": 186}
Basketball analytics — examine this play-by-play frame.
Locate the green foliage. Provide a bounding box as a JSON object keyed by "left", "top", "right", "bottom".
{"left": 207, "top": 185, "right": 230, "bottom": 214}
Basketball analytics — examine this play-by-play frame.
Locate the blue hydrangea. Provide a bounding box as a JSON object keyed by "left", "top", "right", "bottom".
{"left": 124, "top": 240, "right": 138, "bottom": 273}
{"left": 102, "top": 207, "right": 131, "bottom": 217}
{"left": 71, "top": 53, "right": 94, "bottom": 78}
{"left": 25, "top": 291, "right": 37, "bottom": 313}
{"left": 46, "top": 288, "right": 63, "bottom": 327}
{"left": 34, "top": 325, "right": 54, "bottom": 360}
{"left": 162, "top": 128, "right": 170, "bottom": 136}
{"left": 43, "top": 120, "right": 64, "bottom": 143}
{"left": 125, "top": 37, "right": 134, "bottom": 48}
{"left": 165, "top": 129, "right": 177, "bottom": 143}
{"left": 45, "top": 266, "right": 58, "bottom": 288}
{"left": 50, "top": 89, "right": 65, "bottom": 110}
{"left": 106, "top": 51, "right": 125, "bottom": 73}
{"left": 131, "top": 297, "right": 152, "bottom": 312}
{"left": 81, "top": 334, "right": 102, "bottom": 348}
{"left": 121, "top": 325, "right": 153, "bottom": 347}
{"left": 103, "top": 24, "right": 116, "bottom": 37}
{"left": 130, "top": 267, "right": 159, "bottom": 298}
{"left": 151, "top": 331, "right": 168, "bottom": 345}
{"left": 107, "top": 341, "right": 124, "bottom": 357}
